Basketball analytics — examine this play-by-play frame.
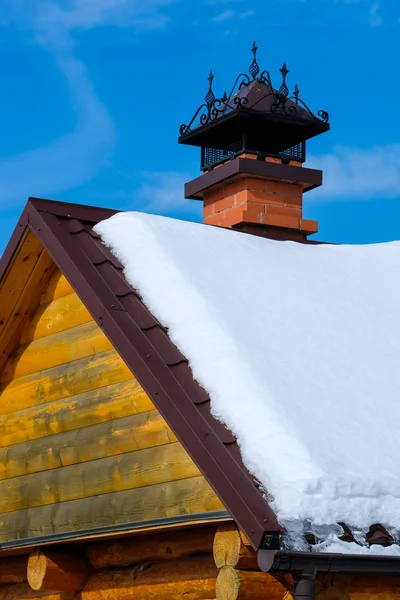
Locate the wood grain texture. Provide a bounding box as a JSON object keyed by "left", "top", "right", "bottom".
{"left": 0, "top": 349, "right": 133, "bottom": 416}
{"left": 318, "top": 575, "right": 400, "bottom": 600}
{"left": 0, "top": 251, "right": 56, "bottom": 377}
{"left": 216, "top": 566, "right": 285, "bottom": 600}
{"left": 0, "top": 442, "right": 200, "bottom": 514}
{"left": 0, "top": 584, "right": 75, "bottom": 600}
{"left": 40, "top": 272, "right": 74, "bottom": 306}
{"left": 0, "top": 555, "right": 28, "bottom": 585}
{"left": 27, "top": 550, "right": 89, "bottom": 592}
{"left": 0, "top": 379, "right": 153, "bottom": 448}
{"left": 21, "top": 293, "right": 92, "bottom": 344}
{"left": 0, "top": 476, "right": 224, "bottom": 543}
{"left": 0, "top": 231, "right": 43, "bottom": 335}
{"left": 0, "top": 411, "right": 175, "bottom": 481}
{"left": 81, "top": 556, "right": 218, "bottom": 600}
{"left": 1, "top": 321, "right": 113, "bottom": 383}
{"left": 87, "top": 526, "right": 217, "bottom": 569}
{"left": 213, "top": 523, "right": 258, "bottom": 571}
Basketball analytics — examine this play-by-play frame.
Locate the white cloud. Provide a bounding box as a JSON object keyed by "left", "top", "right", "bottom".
{"left": 308, "top": 144, "right": 400, "bottom": 201}
{"left": 239, "top": 9, "right": 255, "bottom": 18}
{"left": 212, "top": 9, "right": 235, "bottom": 21}
{"left": 0, "top": 0, "right": 176, "bottom": 205}
{"left": 110, "top": 170, "right": 201, "bottom": 217}
{"left": 133, "top": 171, "right": 202, "bottom": 217}
{"left": 369, "top": 2, "right": 382, "bottom": 25}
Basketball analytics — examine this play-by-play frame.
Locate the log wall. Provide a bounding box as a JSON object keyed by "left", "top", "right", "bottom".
{"left": 1, "top": 525, "right": 396, "bottom": 600}
{"left": 0, "top": 267, "right": 224, "bottom": 544}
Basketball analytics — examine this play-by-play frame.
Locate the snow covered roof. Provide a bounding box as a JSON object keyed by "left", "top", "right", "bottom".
{"left": 95, "top": 211, "right": 400, "bottom": 555}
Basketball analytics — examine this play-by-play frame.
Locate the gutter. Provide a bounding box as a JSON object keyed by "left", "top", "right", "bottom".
{"left": 258, "top": 550, "right": 400, "bottom": 600}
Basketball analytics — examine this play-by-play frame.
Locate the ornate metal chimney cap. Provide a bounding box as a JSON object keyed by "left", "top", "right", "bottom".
{"left": 179, "top": 43, "right": 329, "bottom": 154}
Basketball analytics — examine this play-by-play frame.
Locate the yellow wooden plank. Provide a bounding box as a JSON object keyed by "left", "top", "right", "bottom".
{"left": 20, "top": 293, "right": 92, "bottom": 345}
{"left": 0, "top": 379, "right": 154, "bottom": 448}
{"left": 0, "top": 476, "right": 225, "bottom": 543}
{"left": 0, "top": 442, "right": 201, "bottom": 514}
{"left": 0, "top": 251, "right": 56, "bottom": 377}
{"left": 0, "top": 411, "right": 177, "bottom": 481}
{"left": 0, "top": 349, "right": 133, "bottom": 416}
{"left": 40, "top": 271, "right": 74, "bottom": 305}
{"left": 0, "top": 231, "right": 43, "bottom": 335}
{"left": 1, "top": 321, "right": 113, "bottom": 383}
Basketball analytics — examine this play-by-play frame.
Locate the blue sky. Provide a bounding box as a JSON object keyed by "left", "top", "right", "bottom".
{"left": 0, "top": 0, "right": 399, "bottom": 252}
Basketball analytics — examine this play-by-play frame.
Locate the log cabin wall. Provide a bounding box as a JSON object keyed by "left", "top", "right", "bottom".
{"left": 0, "top": 266, "right": 225, "bottom": 545}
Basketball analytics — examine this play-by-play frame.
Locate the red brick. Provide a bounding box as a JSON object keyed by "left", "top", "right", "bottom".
{"left": 265, "top": 205, "right": 302, "bottom": 219}
{"left": 263, "top": 213, "right": 301, "bottom": 230}
{"left": 223, "top": 181, "right": 245, "bottom": 197}
{"left": 301, "top": 219, "right": 319, "bottom": 234}
{"left": 203, "top": 203, "right": 214, "bottom": 219}
{"left": 204, "top": 188, "right": 224, "bottom": 204}
{"left": 285, "top": 195, "right": 303, "bottom": 209}
{"left": 245, "top": 178, "right": 265, "bottom": 192}
{"left": 213, "top": 196, "right": 235, "bottom": 214}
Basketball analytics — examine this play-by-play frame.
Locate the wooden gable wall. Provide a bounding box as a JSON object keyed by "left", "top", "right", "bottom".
{"left": 0, "top": 257, "right": 224, "bottom": 545}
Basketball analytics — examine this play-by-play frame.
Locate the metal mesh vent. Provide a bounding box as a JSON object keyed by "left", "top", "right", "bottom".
{"left": 201, "top": 141, "right": 306, "bottom": 171}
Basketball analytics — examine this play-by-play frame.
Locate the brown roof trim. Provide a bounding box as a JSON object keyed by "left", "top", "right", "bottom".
{"left": 185, "top": 157, "right": 323, "bottom": 200}
{"left": 259, "top": 549, "right": 400, "bottom": 575}
{"left": 3, "top": 198, "right": 282, "bottom": 550}
{"left": 0, "top": 209, "right": 29, "bottom": 284}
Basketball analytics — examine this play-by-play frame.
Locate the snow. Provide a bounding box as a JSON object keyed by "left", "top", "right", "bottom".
{"left": 95, "top": 212, "right": 400, "bottom": 553}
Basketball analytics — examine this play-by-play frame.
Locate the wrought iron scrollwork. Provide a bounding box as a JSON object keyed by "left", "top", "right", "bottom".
{"left": 179, "top": 42, "right": 329, "bottom": 136}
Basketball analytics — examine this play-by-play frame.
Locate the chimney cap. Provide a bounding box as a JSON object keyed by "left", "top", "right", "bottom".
{"left": 178, "top": 42, "right": 329, "bottom": 154}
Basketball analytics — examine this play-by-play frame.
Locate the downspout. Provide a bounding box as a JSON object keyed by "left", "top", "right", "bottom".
{"left": 292, "top": 565, "right": 317, "bottom": 600}
{"left": 258, "top": 549, "right": 400, "bottom": 600}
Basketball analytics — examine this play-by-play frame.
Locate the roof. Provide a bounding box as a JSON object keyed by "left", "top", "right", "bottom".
{"left": 95, "top": 211, "right": 400, "bottom": 555}
{"left": 1, "top": 198, "right": 399, "bottom": 556}
{"left": 178, "top": 78, "right": 329, "bottom": 152}
{"left": 0, "top": 198, "right": 280, "bottom": 552}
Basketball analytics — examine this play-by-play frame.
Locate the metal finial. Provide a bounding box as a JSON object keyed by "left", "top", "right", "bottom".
{"left": 279, "top": 62, "right": 289, "bottom": 97}
{"left": 249, "top": 40, "right": 260, "bottom": 80}
{"left": 222, "top": 90, "right": 228, "bottom": 102}
{"left": 205, "top": 69, "right": 215, "bottom": 107}
{"left": 293, "top": 84, "right": 300, "bottom": 104}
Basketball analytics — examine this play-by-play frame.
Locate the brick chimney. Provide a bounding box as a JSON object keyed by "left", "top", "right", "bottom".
{"left": 179, "top": 43, "right": 329, "bottom": 241}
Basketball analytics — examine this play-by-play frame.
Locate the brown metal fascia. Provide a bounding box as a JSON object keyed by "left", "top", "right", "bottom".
{"left": 258, "top": 549, "right": 400, "bottom": 575}
{"left": 26, "top": 201, "right": 282, "bottom": 550}
{"left": 0, "top": 206, "right": 30, "bottom": 284}
{"left": 28, "top": 197, "right": 120, "bottom": 222}
{"left": 184, "top": 158, "right": 323, "bottom": 200}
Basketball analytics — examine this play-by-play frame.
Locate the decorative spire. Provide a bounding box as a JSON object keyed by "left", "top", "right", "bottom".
{"left": 222, "top": 90, "right": 228, "bottom": 103}
{"left": 249, "top": 41, "right": 260, "bottom": 80}
{"left": 205, "top": 69, "right": 215, "bottom": 107}
{"left": 293, "top": 84, "right": 300, "bottom": 104}
{"left": 279, "top": 62, "right": 289, "bottom": 97}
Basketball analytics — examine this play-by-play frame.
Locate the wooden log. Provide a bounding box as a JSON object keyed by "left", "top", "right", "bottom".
{"left": 40, "top": 272, "right": 74, "bottom": 305}
{"left": 1, "top": 321, "right": 113, "bottom": 383}
{"left": 318, "top": 574, "right": 400, "bottom": 600}
{"left": 0, "top": 583, "right": 75, "bottom": 600}
{"left": 0, "top": 410, "right": 176, "bottom": 481}
{"left": 21, "top": 292, "right": 92, "bottom": 344}
{"left": 0, "top": 377, "right": 153, "bottom": 448}
{"left": 87, "top": 526, "right": 217, "bottom": 569}
{"left": 216, "top": 566, "right": 286, "bottom": 600}
{"left": 0, "top": 555, "right": 28, "bottom": 585}
{"left": 81, "top": 555, "right": 218, "bottom": 600}
{"left": 213, "top": 523, "right": 258, "bottom": 570}
{"left": 27, "top": 550, "right": 89, "bottom": 592}
{"left": 0, "top": 476, "right": 224, "bottom": 544}
{"left": 0, "top": 349, "right": 133, "bottom": 417}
